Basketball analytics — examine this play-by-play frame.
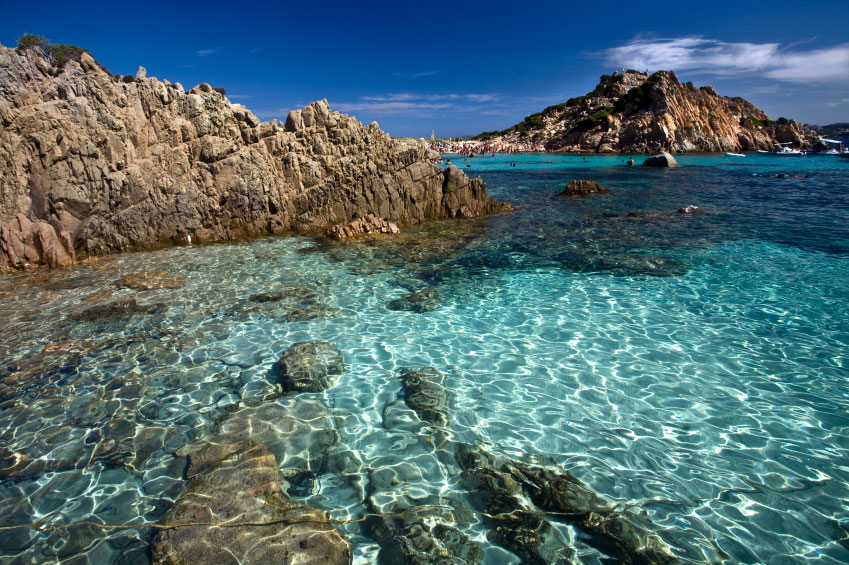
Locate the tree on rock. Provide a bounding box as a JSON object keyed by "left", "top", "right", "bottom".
{"left": 15, "top": 34, "right": 88, "bottom": 71}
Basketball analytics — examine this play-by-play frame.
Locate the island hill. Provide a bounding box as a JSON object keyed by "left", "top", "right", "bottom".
{"left": 0, "top": 38, "right": 510, "bottom": 271}
{"left": 473, "top": 70, "right": 815, "bottom": 153}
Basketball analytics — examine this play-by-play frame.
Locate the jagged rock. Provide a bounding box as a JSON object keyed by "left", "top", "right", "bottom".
{"left": 115, "top": 271, "right": 186, "bottom": 290}
{"left": 477, "top": 70, "right": 816, "bottom": 153}
{"left": 0, "top": 44, "right": 511, "bottom": 271}
{"left": 151, "top": 441, "right": 351, "bottom": 565}
{"left": 387, "top": 288, "right": 441, "bottom": 313}
{"left": 278, "top": 341, "right": 344, "bottom": 392}
{"left": 328, "top": 214, "right": 400, "bottom": 239}
{"left": 561, "top": 179, "right": 610, "bottom": 196}
{"left": 642, "top": 152, "right": 679, "bottom": 168}
{"left": 399, "top": 366, "right": 450, "bottom": 427}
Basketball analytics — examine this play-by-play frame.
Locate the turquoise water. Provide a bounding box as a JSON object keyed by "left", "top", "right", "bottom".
{"left": 1, "top": 153, "right": 848, "bottom": 563}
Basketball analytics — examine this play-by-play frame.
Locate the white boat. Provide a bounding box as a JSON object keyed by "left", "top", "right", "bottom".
{"left": 725, "top": 152, "right": 745, "bottom": 157}
{"left": 807, "top": 138, "right": 846, "bottom": 155}
{"left": 757, "top": 142, "right": 803, "bottom": 155}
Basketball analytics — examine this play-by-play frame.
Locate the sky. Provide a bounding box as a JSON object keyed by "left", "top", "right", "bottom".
{"left": 1, "top": 1, "right": 847, "bottom": 138}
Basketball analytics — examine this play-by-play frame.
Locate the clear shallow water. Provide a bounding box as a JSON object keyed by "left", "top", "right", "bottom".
{"left": 0, "top": 153, "right": 848, "bottom": 563}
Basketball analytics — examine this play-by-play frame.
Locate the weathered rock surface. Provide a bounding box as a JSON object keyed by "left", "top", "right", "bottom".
{"left": 642, "top": 152, "right": 678, "bottom": 168}
{"left": 561, "top": 179, "right": 610, "bottom": 196}
{"left": 152, "top": 441, "right": 351, "bottom": 565}
{"left": 0, "top": 44, "right": 511, "bottom": 271}
{"left": 278, "top": 341, "right": 344, "bottom": 392}
{"left": 386, "top": 288, "right": 441, "bottom": 313}
{"left": 476, "top": 70, "right": 816, "bottom": 153}
{"left": 328, "top": 214, "right": 400, "bottom": 239}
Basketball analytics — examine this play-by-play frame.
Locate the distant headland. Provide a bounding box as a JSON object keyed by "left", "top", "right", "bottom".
{"left": 469, "top": 70, "right": 818, "bottom": 154}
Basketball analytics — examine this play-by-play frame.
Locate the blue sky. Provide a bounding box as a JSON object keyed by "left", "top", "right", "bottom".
{"left": 2, "top": 1, "right": 847, "bottom": 137}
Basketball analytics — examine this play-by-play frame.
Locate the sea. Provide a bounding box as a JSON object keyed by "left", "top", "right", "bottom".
{"left": 0, "top": 153, "right": 847, "bottom": 564}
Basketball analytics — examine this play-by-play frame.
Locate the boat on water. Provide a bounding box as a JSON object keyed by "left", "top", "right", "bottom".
{"left": 757, "top": 142, "right": 803, "bottom": 155}
{"left": 806, "top": 138, "right": 846, "bottom": 156}
{"left": 725, "top": 152, "right": 745, "bottom": 157}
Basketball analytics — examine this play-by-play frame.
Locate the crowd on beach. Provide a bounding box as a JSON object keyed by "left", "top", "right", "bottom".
{"left": 429, "top": 139, "right": 546, "bottom": 155}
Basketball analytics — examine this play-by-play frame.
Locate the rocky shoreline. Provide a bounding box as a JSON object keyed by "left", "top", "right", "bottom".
{"left": 473, "top": 70, "right": 817, "bottom": 154}
{"left": 0, "top": 44, "right": 510, "bottom": 272}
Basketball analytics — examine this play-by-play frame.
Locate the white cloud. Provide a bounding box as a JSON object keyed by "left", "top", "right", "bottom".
{"left": 603, "top": 37, "right": 849, "bottom": 84}
{"left": 332, "top": 101, "right": 453, "bottom": 116}
{"left": 411, "top": 70, "right": 441, "bottom": 78}
{"left": 195, "top": 47, "right": 222, "bottom": 57}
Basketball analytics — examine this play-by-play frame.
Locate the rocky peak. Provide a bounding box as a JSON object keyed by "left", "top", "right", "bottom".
{"left": 0, "top": 43, "right": 510, "bottom": 271}
{"left": 476, "top": 69, "right": 815, "bottom": 153}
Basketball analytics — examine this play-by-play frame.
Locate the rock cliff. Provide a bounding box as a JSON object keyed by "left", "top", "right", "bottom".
{"left": 476, "top": 70, "right": 815, "bottom": 153}
{"left": 0, "top": 44, "right": 510, "bottom": 271}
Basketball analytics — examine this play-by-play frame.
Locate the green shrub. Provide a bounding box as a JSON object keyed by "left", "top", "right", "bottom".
{"left": 122, "top": 74, "right": 136, "bottom": 83}
{"left": 47, "top": 44, "right": 87, "bottom": 68}
{"left": 16, "top": 34, "right": 48, "bottom": 52}
{"left": 213, "top": 87, "right": 226, "bottom": 96}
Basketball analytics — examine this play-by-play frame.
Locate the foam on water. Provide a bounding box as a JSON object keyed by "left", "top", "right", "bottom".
{"left": 1, "top": 153, "right": 848, "bottom": 563}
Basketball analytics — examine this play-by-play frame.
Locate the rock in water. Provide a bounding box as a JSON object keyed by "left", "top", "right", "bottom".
{"left": 561, "top": 179, "right": 610, "bottom": 196}
{"left": 327, "top": 214, "right": 400, "bottom": 240}
{"left": 152, "top": 441, "right": 351, "bottom": 565}
{"left": 278, "top": 341, "right": 344, "bottom": 392}
{"left": 642, "top": 152, "right": 679, "bottom": 168}
{"left": 386, "top": 289, "right": 441, "bottom": 313}
{"left": 399, "top": 366, "right": 450, "bottom": 427}
{"left": 0, "top": 45, "right": 511, "bottom": 271}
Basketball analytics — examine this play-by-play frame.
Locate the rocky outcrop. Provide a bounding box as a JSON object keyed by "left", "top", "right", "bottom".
{"left": 0, "top": 44, "right": 511, "bottom": 271}
{"left": 561, "top": 179, "right": 610, "bottom": 196}
{"left": 476, "top": 70, "right": 816, "bottom": 153}
{"left": 642, "top": 152, "right": 678, "bottom": 167}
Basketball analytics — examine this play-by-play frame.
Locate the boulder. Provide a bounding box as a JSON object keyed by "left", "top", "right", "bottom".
{"left": 642, "top": 152, "right": 679, "bottom": 167}
{"left": 278, "top": 341, "right": 344, "bottom": 392}
{"left": 386, "top": 288, "right": 441, "bottom": 313}
{"left": 151, "top": 441, "right": 351, "bottom": 565}
{"left": 561, "top": 179, "right": 610, "bottom": 196}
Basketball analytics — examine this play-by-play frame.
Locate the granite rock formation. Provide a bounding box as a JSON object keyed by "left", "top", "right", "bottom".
{"left": 560, "top": 179, "right": 610, "bottom": 196}
{"left": 0, "top": 43, "right": 511, "bottom": 271}
{"left": 476, "top": 70, "right": 816, "bottom": 153}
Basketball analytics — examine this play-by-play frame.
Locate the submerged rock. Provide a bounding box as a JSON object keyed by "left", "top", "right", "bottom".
{"left": 152, "top": 441, "right": 351, "bottom": 565}
{"left": 561, "top": 179, "right": 610, "bottom": 196}
{"left": 278, "top": 341, "right": 344, "bottom": 392}
{"left": 399, "top": 366, "right": 450, "bottom": 427}
{"left": 328, "top": 214, "right": 400, "bottom": 240}
{"left": 386, "top": 288, "right": 441, "bottom": 313}
{"left": 286, "top": 304, "right": 342, "bottom": 322}
{"left": 364, "top": 514, "right": 483, "bottom": 565}
{"left": 642, "top": 152, "right": 679, "bottom": 168}
{"left": 249, "top": 292, "right": 284, "bottom": 303}
{"left": 115, "top": 271, "right": 186, "bottom": 290}
{"left": 455, "top": 444, "right": 676, "bottom": 564}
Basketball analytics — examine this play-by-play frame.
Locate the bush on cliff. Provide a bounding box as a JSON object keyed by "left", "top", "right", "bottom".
{"left": 15, "top": 34, "right": 88, "bottom": 72}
